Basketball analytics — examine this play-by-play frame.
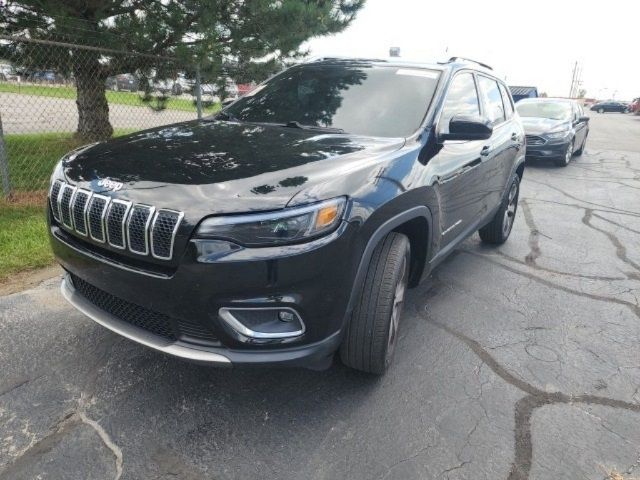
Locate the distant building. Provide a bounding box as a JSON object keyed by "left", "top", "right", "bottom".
{"left": 509, "top": 86, "right": 538, "bottom": 102}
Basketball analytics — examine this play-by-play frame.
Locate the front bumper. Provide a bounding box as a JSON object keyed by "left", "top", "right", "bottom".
{"left": 525, "top": 138, "right": 571, "bottom": 160}
{"left": 51, "top": 213, "right": 361, "bottom": 369}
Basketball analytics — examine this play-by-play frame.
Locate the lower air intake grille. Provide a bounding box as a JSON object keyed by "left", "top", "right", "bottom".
{"left": 70, "top": 274, "right": 177, "bottom": 341}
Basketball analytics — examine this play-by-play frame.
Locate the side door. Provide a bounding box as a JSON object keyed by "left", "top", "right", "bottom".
{"left": 432, "top": 71, "right": 489, "bottom": 247}
{"left": 572, "top": 103, "right": 587, "bottom": 149}
{"left": 476, "top": 75, "right": 514, "bottom": 213}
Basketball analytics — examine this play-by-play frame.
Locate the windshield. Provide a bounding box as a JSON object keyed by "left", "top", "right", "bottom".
{"left": 516, "top": 101, "right": 572, "bottom": 121}
{"left": 223, "top": 64, "right": 440, "bottom": 137}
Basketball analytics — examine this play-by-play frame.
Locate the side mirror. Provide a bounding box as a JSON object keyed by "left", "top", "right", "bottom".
{"left": 578, "top": 116, "right": 590, "bottom": 123}
{"left": 440, "top": 114, "right": 493, "bottom": 142}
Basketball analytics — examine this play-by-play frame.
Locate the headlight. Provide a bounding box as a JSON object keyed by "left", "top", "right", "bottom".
{"left": 195, "top": 197, "right": 346, "bottom": 247}
{"left": 544, "top": 129, "right": 571, "bottom": 140}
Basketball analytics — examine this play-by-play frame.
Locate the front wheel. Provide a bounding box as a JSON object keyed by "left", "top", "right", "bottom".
{"left": 340, "top": 232, "right": 410, "bottom": 374}
{"left": 554, "top": 139, "right": 574, "bottom": 167}
{"left": 479, "top": 175, "right": 520, "bottom": 245}
{"left": 598, "top": 108, "right": 604, "bottom": 114}
{"left": 575, "top": 133, "right": 587, "bottom": 155}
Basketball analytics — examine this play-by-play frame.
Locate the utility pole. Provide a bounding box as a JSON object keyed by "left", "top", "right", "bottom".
{"left": 569, "top": 61, "right": 578, "bottom": 98}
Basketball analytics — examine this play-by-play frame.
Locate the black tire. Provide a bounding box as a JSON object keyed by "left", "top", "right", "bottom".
{"left": 598, "top": 108, "right": 604, "bottom": 114}
{"left": 554, "top": 139, "right": 574, "bottom": 167}
{"left": 479, "top": 175, "right": 520, "bottom": 245}
{"left": 574, "top": 133, "right": 587, "bottom": 155}
{"left": 340, "top": 232, "right": 410, "bottom": 374}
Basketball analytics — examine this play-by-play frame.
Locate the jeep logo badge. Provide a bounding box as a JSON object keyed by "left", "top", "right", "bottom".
{"left": 97, "top": 178, "right": 123, "bottom": 192}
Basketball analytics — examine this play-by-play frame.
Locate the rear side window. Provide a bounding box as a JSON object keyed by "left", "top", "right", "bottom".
{"left": 498, "top": 83, "right": 514, "bottom": 119}
{"left": 439, "top": 73, "right": 480, "bottom": 134}
{"left": 478, "top": 76, "right": 506, "bottom": 126}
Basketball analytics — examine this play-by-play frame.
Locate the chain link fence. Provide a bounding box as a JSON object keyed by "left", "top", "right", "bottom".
{"left": 0, "top": 35, "right": 234, "bottom": 204}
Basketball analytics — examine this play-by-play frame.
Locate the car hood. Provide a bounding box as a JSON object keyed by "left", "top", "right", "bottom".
{"left": 520, "top": 117, "right": 570, "bottom": 136}
{"left": 61, "top": 120, "right": 405, "bottom": 217}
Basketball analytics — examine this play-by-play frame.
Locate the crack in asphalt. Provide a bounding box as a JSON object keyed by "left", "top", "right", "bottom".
{"left": 520, "top": 199, "right": 541, "bottom": 267}
{"left": 524, "top": 179, "right": 640, "bottom": 217}
{"left": 0, "top": 401, "right": 123, "bottom": 480}
{"left": 582, "top": 209, "right": 640, "bottom": 273}
{"left": 461, "top": 250, "right": 640, "bottom": 319}
{"left": 422, "top": 318, "right": 640, "bottom": 480}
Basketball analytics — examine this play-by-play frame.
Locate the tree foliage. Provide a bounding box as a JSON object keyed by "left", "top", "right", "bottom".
{"left": 0, "top": 0, "right": 365, "bottom": 140}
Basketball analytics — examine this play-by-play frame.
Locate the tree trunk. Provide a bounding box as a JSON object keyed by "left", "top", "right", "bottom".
{"left": 74, "top": 52, "right": 113, "bottom": 141}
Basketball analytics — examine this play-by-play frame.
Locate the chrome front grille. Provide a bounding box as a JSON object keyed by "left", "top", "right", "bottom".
{"left": 525, "top": 135, "right": 546, "bottom": 146}
{"left": 49, "top": 180, "right": 183, "bottom": 260}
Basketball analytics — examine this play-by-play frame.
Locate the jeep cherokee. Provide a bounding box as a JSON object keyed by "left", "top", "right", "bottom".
{"left": 48, "top": 57, "right": 525, "bottom": 374}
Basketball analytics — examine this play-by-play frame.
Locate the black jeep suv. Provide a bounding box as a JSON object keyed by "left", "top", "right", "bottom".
{"left": 48, "top": 57, "right": 525, "bottom": 374}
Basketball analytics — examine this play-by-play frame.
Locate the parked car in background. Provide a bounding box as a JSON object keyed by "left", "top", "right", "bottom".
{"left": 237, "top": 82, "right": 256, "bottom": 96}
{"left": 509, "top": 85, "right": 538, "bottom": 103}
{"left": 154, "top": 75, "right": 193, "bottom": 96}
{"left": 630, "top": 98, "right": 640, "bottom": 114}
{"left": 194, "top": 79, "right": 239, "bottom": 101}
{"left": 516, "top": 98, "right": 589, "bottom": 167}
{"left": 28, "top": 71, "right": 65, "bottom": 84}
{"left": 105, "top": 74, "right": 139, "bottom": 92}
{"left": 47, "top": 57, "right": 525, "bottom": 374}
{"left": 590, "top": 101, "right": 629, "bottom": 113}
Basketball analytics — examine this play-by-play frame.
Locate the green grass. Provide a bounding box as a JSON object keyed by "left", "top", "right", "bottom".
{"left": 0, "top": 82, "right": 219, "bottom": 113}
{"left": 5, "top": 130, "right": 136, "bottom": 191}
{"left": 0, "top": 203, "right": 54, "bottom": 281}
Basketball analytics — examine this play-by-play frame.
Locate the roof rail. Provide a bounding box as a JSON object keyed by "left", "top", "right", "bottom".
{"left": 447, "top": 57, "right": 493, "bottom": 71}
{"left": 305, "top": 56, "right": 389, "bottom": 64}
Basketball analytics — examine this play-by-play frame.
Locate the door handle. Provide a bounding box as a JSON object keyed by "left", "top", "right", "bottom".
{"left": 480, "top": 146, "right": 491, "bottom": 157}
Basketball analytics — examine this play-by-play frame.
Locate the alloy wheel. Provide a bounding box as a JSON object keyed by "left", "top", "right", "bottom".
{"left": 386, "top": 254, "right": 408, "bottom": 364}
{"left": 502, "top": 180, "right": 519, "bottom": 237}
{"left": 564, "top": 140, "right": 574, "bottom": 166}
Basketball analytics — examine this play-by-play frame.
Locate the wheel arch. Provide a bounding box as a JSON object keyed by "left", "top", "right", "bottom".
{"left": 344, "top": 206, "right": 432, "bottom": 321}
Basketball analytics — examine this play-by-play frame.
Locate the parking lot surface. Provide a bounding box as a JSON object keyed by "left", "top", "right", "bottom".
{"left": 1, "top": 113, "right": 639, "bottom": 480}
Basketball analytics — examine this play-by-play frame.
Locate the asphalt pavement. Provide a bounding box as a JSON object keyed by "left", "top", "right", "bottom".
{"left": 1, "top": 112, "right": 639, "bottom": 480}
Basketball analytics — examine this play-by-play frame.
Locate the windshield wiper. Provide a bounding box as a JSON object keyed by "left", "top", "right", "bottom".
{"left": 283, "top": 121, "right": 345, "bottom": 134}
{"left": 214, "top": 111, "right": 240, "bottom": 122}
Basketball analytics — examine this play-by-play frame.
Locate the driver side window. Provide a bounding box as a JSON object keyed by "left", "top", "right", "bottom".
{"left": 439, "top": 73, "right": 480, "bottom": 134}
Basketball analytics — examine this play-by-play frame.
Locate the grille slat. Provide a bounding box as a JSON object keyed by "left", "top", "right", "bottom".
{"left": 106, "top": 200, "right": 131, "bottom": 249}
{"left": 50, "top": 180, "right": 63, "bottom": 222}
{"left": 72, "top": 190, "right": 91, "bottom": 236}
{"left": 59, "top": 185, "right": 76, "bottom": 228}
{"left": 88, "top": 195, "right": 109, "bottom": 242}
{"left": 49, "top": 181, "right": 182, "bottom": 261}
{"left": 127, "top": 205, "right": 154, "bottom": 255}
{"left": 151, "top": 210, "right": 183, "bottom": 260}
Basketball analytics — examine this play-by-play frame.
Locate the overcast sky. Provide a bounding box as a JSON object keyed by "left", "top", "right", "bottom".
{"left": 304, "top": 0, "right": 639, "bottom": 101}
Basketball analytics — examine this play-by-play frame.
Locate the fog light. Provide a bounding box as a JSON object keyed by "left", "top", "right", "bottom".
{"left": 278, "top": 311, "right": 295, "bottom": 322}
{"left": 218, "top": 307, "right": 305, "bottom": 342}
